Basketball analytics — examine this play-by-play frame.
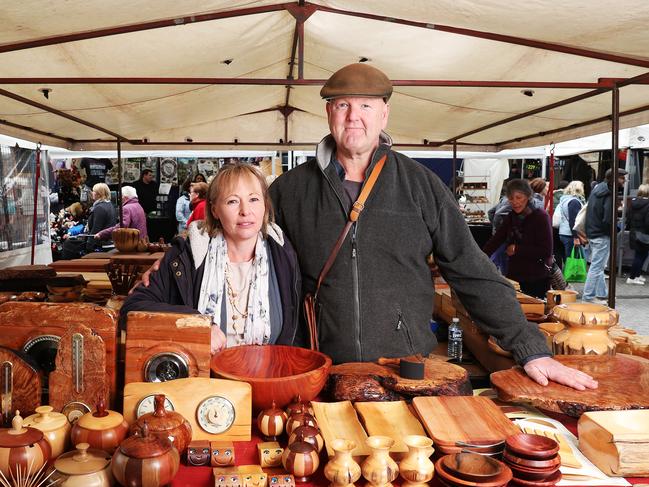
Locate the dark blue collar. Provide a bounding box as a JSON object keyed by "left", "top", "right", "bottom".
{"left": 330, "top": 154, "right": 346, "bottom": 181}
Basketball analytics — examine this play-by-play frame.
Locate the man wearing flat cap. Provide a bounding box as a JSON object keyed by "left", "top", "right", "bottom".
{"left": 269, "top": 63, "right": 597, "bottom": 391}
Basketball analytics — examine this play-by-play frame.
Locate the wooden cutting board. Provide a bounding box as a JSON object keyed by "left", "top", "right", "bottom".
{"left": 412, "top": 396, "right": 519, "bottom": 449}
{"left": 490, "top": 354, "right": 649, "bottom": 417}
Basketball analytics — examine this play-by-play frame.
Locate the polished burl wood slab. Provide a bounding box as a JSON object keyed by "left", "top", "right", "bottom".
{"left": 491, "top": 354, "right": 649, "bottom": 417}
{"left": 328, "top": 356, "right": 471, "bottom": 402}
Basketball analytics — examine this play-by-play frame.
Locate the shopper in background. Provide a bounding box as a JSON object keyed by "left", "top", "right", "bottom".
{"left": 85, "top": 183, "right": 116, "bottom": 252}
{"left": 483, "top": 179, "right": 553, "bottom": 299}
{"left": 186, "top": 182, "right": 208, "bottom": 227}
{"left": 553, "top": 180, "right": 570, "bottom": 210}
{"left": 627, "top": 184, "right": 649, "bottom": 285}
{"left": 95, "top": 186, "right": 148, "bottom": 240}
{"left": 193, "top": 173, "right": 207, "bottom": 184}
{"left": 132, "top": 169, "right": 159, "bottom": 215}
{"left": 529, "top": 177, "right": 549, "bottom": 211}
{"left": 582, "top": 168, "right": 628, "bottom": 303}
{"left": 556, "top": 180, "right": 586, "bottom": 259}
{"left": 175, "top": 178, "right": 192, "bottom": 233}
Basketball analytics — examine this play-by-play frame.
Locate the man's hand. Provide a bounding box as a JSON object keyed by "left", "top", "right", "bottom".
{"left": 211, "top": 326, "right": 227, "bottom": 355}
{"left": 128, "top": 257, "right": 162, "bottom": 294}
{"left": 573, "top": 237, "right": 581, "bottom": 247}
{"left": 523, "top": 356, "right": 598, "bottom": 390}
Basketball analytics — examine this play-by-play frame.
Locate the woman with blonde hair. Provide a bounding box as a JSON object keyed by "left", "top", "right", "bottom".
{"left": 556, "top": 180, "right": 586, "bottom": 259}
{"left": 121, "top": 164, "right": 302, "bottom": 354}
{"left": 628, "top": 184, "right": 649, "bottom": 284}
{"left": 85, "top": 183, "right": 116, "bottom": 252}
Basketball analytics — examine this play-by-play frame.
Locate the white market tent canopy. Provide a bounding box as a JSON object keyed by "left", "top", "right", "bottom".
{"left": 1, "top": 1, "right": 649, "bottom": 152}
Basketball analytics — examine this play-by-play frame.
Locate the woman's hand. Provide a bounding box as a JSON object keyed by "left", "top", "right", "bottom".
{"left": 573, "top": 237, "right": 581, "bottom": 247}
{"left": 505, "top": 244, "right": 516, "bottom": 256}
{"left": 211, "top": 326, "right": 227, "bottom": 355}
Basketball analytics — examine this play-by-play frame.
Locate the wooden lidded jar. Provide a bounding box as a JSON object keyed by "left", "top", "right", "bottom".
{"left": 288, "top": 424, "right": 324, "bottom": 453}
{"left": 71, "top": 397, "right": 129, "bottom": 454}
{"left": 24, "top": 404, "right": 71, "bottom": 459}
{"left": 257, "top": 400, "right": 288, "bottom": 440}
{"left": 0, "top": 410, "right": 51, "bottom": 478}
{"left": 281, "top": 431, "right": 320, "bottom": 483}
{"left": 112, "top": 421, "right": 180, "bottom": 487}
{"left": 51, "top": 442, "right": 114, "bottom": 487}
{"left": 286, "top": 395, "right": 314, "bottom": 417}
{"left": 132, "top": 394, "right": 192, "bottom": 455}
{"left": 285, "top": 410, "right": 317, "bottom": 437}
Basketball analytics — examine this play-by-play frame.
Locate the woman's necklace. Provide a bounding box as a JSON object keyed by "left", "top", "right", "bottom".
{"left": 225, "top": 261, "right": 253, "bottom": 333}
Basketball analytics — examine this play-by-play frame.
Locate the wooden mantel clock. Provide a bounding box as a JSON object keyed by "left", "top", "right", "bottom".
{"left": 123, "top": 377, "right": 251, "bottom": 442}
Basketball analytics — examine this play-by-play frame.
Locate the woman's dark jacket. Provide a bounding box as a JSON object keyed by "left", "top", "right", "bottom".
{"left": 86, "top": 200, "right": 116, "bottom": 251}
{"left": 120, "top": 223, "right": 303, "bottom": 345}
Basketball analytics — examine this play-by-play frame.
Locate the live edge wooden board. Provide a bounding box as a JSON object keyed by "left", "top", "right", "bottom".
{"left": 491, "top": 354, "right": 649, "bottom": 417}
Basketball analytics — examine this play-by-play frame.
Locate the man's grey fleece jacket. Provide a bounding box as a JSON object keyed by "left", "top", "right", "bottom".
{"left": 269, "top": 132, "right": 549, "bottom": 365}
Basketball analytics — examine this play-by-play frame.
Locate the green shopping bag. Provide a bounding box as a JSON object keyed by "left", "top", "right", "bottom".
{"left": 564, "top": 246, "right": 587, "bottom": 283}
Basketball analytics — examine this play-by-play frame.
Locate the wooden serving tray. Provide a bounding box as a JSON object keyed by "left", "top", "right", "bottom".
{"left": 311, "top": 401, "right": 370, "bottom": 458}
{"left": 490, "top": 354, "right": 649, "bottom": 417}
{"left": 354, "top": 401, "right": 426, "bottom": 456}
{"left": 412, "top": 396, "right": 519, "bottom": 450}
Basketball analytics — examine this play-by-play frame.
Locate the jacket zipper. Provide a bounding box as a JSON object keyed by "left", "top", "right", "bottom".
{"left": 290, "top": 252, "right": 301, "bottom": 345}
{"left": 351, "top": 223, "right": 362, "bottom": 360}
{"left": 396, "top": 306, "right": 416, "bottom": 354}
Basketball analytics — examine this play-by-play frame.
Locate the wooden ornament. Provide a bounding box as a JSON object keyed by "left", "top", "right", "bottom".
{"left": 285, "top": 411, "right": 317, "bottom": 437}
{"left": 0, "top": 347, "right": 41, "bottom": 422}
{"left": 258, "top": 441, "right": 283, "bottom": 468}
{"left": 71, "top": 397, "right": 129, "bottom": 455}
{"left": 132, "top": 394, "right": 192, "bottom": 455}
{"left": 282, "top": 431, "right": 320, "bottom": 483}
{"left": 288, "top": 424, "right": 324, "bottom": 453}
{"left": 111, "top": 421, "right": 180, "bottom": 487}
{"left": 49, "top": 323, "right": 109, "bottom": 416}
{"left": 286, "top": 395, "right": 314, "bottom": 417}
{"left": 187, "top": 440, "right": 211, "bottom": 466}
{"left": 257, "top": 400, "right": 288, "bottom": 440}
{"left": 268, "top": 474, "right": 295, "bottom": 487}
{"left": 0, "top": 302, "right": 118, "bottom": 408}
{"left": 214, "top": 466, "right": 268, "bottom": 487}
{"left": 124, "top": 311, "right": 211, "bottom": 385}
{"left": 0, "top": 411, "right": 51, "bottom": 479}
{"left": 210, "top": 441, "right": 235, "bottom": 467}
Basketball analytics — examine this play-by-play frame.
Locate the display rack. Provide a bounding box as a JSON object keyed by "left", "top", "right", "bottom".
{"left": 461, "top": 174, "right": 491, "bottom": 223}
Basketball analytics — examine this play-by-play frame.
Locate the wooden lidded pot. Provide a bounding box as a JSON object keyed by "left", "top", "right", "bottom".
{"left": 71, "top": 397, "right": 129, "bottom": 454}
{"left": 0, "top": 410, "right": 51, "bottom": 478}
{"left": 132, "top": 394, "right": 192, "bottom": 455}
{"left": 51, "top": 442, "right": 114, "bottom": 487}
{"left": 112, "top": 421, "right": 180, "bottom": 487}
{"left": 112, "top": 228, "right": 140, "bottom": 253}
{"left": 24, "top": 405, "right": 71, "bottom": 459}
{"left": 257, "top": 400, "right": 288, "bottom": 440}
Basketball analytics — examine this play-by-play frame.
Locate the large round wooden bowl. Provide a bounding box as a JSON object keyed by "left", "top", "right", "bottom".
{"left": 112, "top": 228, "right": 140, "bottom": 252}
{"left": 211, "top": 345, "right": 332, "bottom": 411}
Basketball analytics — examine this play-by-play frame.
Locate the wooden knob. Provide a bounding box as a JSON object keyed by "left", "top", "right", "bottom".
{"left": 9, "top": 410, "right": 26, "bottom": 435}
{"left": 35, "top": 405, "right": 53, "bottom": 422}
{"left": 74, "top": 443, "right": 90, "bottom": 462}
{"left": 93, "top": 396, "right": 109, "bottom": 418}
{"left": 153, "top": 394, "right": 167, "bottom": 417}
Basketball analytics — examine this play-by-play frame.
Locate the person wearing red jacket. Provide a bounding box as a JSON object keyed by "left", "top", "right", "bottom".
{"left": 186, "top": 182, "right": 208, "bottom": 227}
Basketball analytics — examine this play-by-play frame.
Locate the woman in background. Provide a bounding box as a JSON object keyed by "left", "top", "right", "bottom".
{"left": 628, "top": 184, "right": 649, "bottom": 285}
{"left": 86, "top": 183, "right": 116, "bottom": 252}
{"left": 556, "top": 180, "right": 586, "bottom": 260}
{"left": 186, "top": 182, "right": 208, "bottom": 227}
{"left": 175, "top": 178, "right": 192, "bottom": 233}
{"left": 483, "top": 179, "right": 553, "bottom": 298}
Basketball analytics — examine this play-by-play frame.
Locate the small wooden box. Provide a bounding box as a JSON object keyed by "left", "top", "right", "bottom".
{"left": 578, "top": 409, "right": 649, "bottom": 476}
{"left": 258, "top": 441, "right": 283, "bottom": 468}
{"left": 210, "top": 441, "right": 235, "bottom": 467}
{"left": 124, "top": 311, "right": 211, "bottom": 385}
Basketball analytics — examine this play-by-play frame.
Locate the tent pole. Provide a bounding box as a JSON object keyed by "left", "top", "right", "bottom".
{"left": 117, "top": 139, "right": 123, "bottom": 227}
{"left": 609, "top": 86, "right": 619, "bottom": 308}
{"left": 30, "top": 143, "right": 41, "bottom": 265}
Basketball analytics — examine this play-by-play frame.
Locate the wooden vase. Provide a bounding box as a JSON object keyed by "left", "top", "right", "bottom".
{"left": 112, "top": 228, "right": 140, "bottom": 253}
{"left": 23, "top": 405, "right": 71, "bottom": 459}
{"left": 131, "top": 394, "right": 192, "bottom": 455}
{"left": 0, "top": 411, "right": 51, "bottom": 479}
{"left": 361, "top": 436, "right": 398, "bottom": 487}
{"left": 399, "top": 435, "right": 434, "bottom": 487}
{"left": 257, "top": 400, "right": 288, "bottom": 440}
{"left": 551, "top": 303, "right": 618, "bottom": 356}
{"left": 282, "top": 431, "right": 320, "bottom": 483}
{"left": 71, "top": 397, "right": 129, "bottom": 454}
{"left": 111, "top": 421, "right": 180, "bottom": 487}
{"left": 324, "top": 438, "right": 362, "bottom": 487}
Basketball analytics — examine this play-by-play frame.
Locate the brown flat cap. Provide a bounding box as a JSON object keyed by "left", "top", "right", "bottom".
{"left": 320, "top": 63, "right": 393, "bottom": 100}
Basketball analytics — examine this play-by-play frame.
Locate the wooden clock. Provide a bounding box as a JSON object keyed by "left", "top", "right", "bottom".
{"left": 123, "top": 377, "right": 251, "bottom": 441}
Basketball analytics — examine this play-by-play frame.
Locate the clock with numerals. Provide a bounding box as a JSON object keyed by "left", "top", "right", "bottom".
{"left": 123, "top": 377, "right": 251, "bottom": 441}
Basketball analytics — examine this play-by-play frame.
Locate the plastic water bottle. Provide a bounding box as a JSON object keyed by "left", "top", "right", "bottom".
{"left": 447, "top": 318, "right": 463, "bottom": 362}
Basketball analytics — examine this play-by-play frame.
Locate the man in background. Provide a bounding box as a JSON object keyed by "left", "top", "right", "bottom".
{"left": 132, "top": 169, "right": 159, "bottom": 215}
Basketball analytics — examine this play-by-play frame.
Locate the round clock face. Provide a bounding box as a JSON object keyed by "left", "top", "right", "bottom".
{"left": 196, "top": 396, "right": 236, "bottom": 434}
{"left": 136, "top": 395, "right": 175, "bottom": 418}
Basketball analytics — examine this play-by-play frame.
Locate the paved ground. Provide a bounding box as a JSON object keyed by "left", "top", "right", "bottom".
{"left": 570, "top": 273, "right": 649, "bottom": 335}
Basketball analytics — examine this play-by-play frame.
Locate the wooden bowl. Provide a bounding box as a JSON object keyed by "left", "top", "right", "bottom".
{"left": 441, "top": 452, "right": 504, "bottom": 482}
{"left": 507, "top": 463, "right": 559, "bottom": 481}
{"left": 503, "top": 451, "right": 561, "bottom": 470}
{"left": 112, "top": 228, "right": 140, "bottom": 253}
{"left": 505, "top": 435, "right": 559, "bottom": 460}
{"left": 435, "top": 456, "right": 512, "bottom": 487}
{"left": 211, "top": 345, "right": 332, "bottom": 410}
{"left": 510, "top": 469, "right": 561, "bottom": 487}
